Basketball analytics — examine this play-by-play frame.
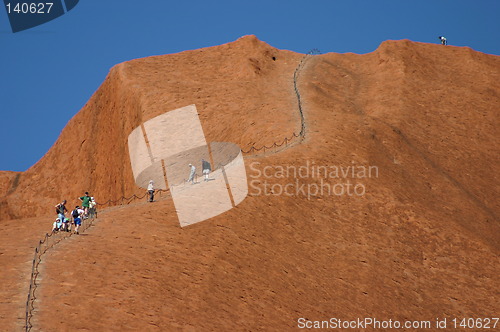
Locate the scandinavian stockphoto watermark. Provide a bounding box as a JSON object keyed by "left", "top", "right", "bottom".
{"left": 297, "top": 317, "right": 499, "bottom": 330}
{"left": 248, "top": 160, "right": 378, "bottom": 200}
{"left": 128, "top": 105, "right": 248, "bottom": 227}
{"left": 127, "top": 105, "right": 377, "bottom": 224}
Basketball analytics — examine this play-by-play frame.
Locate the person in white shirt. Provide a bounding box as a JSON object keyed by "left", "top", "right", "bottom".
{"left": 147, "top": 180, "right": 155, "bottom": 202}
{"left": 52, "top": 218, "right": 62, "bottom": 232}
{"left": 89, "top": 197, "right": 97, "bottom": 217}
{"left": 71, "top": 206, "right": 85, "bottom": 234}
{"left": 188, "top": 164, "right": 196, "bottom": 184}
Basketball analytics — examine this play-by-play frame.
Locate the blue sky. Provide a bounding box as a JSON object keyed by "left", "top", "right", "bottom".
{"left": 1, "top": 0, "right": 499, "bottom": 172}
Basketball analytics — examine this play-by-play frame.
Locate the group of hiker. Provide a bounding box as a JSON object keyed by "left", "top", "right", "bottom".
{"left": 188, "top": 159, "right": 212, "bottom": 184}
{"left": 53, "top": 192, "right": 96, "bottom": 234}
{"left": 147, "top": 159, "right": 212, "bottom": 202}
{"left": 51, "top": 159, "right": 213, "bottom": 229}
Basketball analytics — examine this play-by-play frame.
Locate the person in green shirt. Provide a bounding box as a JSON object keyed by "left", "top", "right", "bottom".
{"left": 79, "top": 192, "right": 91, "bottom": 218}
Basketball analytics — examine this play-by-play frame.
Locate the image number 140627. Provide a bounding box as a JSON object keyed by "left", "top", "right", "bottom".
{"left": 5, "top": 2, "right": 53, "bottom": 14}
{"left": 4, "top": 0, "right": 79, "bottom": 32}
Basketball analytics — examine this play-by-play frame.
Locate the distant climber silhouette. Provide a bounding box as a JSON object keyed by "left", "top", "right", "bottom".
{"left": 201, "top": 159, "right": 212, "bottom": 181}
{"left": 148, "top": 180, "right": 155, "bottom": 202}
{"left": 438, "top": 36, "right": 447, "bottom": 45}
{"left": 188, "top": 164, "right": 196, "bottom": 184}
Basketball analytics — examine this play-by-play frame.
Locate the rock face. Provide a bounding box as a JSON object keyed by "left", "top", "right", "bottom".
{"left": 0, "top": 35, "right": 303, "bottom": 220}
{"left": 0, "top": 36, "right": 499, "bottom": 331}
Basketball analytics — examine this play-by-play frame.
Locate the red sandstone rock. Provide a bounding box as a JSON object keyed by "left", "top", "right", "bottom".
{"left": 0, "top": 36, "right": 498, "bottom": 331}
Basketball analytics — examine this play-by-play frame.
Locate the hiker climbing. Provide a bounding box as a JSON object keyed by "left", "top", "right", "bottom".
{"left": 147, "top": 180, "right": 155, "bottom": 202}
{"left": 202, "top": 159, "right": 212, "bottom": 181}
{"left": 61, "top": 217, "right": 70, "bottom": 232}
{"left": 438, "top": 36, "right": 447, "bottom": 45}
{"left": 79, "top": 192, "right": 91, "bottom": 218}
{"left": 72, "top": 206, "right": 84, "bottom": 234}
{"left": 89, "top": 197, "right": 97, "bottom": 218}
{"left": 52, "top": 218, "right": 62, "bottom": 232}
{"left": 188, "top": 164, "right": 196, "bottom": 184}
{"left": 55, "top": 200, "right": 68, "bottom": 223}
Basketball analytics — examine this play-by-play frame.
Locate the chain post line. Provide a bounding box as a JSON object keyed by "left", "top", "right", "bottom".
{"left": 241, "top": 48, "right": 320, "bottom": 154}
{"left": 24, "top": 214, "right": 97, "bottom": 331}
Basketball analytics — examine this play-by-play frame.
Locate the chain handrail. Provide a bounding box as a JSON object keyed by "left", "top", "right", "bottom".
{"left": 241, "top": 48, "right": 320, "bottom": 154}
{"left": 25, "top": 214, "right": 97, "bottom": 331}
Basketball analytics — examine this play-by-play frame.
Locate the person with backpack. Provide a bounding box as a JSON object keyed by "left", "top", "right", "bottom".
{"left": 71, "top": 206, "right": 80, "bottom": 220}
{"left": 55, "top": 200, "right": 68, "bottom": 223}
{"left": 79, "top": 192, "right": 91, "bottom": 218}
{"left": 72, "top": 206, "right": 84, "bottom": 234}
{"left": 438, "top": 36, "right": 447, "bottom": 45}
